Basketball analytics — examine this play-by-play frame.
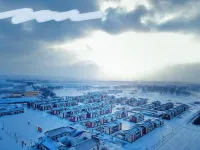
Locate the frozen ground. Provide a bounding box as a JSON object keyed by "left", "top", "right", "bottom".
{"left": 159, "top": 123, "right": 200, "bottom": 150}
{"left": 0, "top": 107, "right": 82, "bottom": 150}
{"left": 0, "top": 90, "right": 200, "bottom": 150}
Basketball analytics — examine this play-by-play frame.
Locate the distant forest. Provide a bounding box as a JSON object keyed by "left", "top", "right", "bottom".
{"left": 137, "top": 84, "right": 200, "bottom": 96}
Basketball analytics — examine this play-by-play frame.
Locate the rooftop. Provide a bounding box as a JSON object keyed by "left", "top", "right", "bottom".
{"left": 73, "top": 138, "right": 98, "bottom": 150}
{"left": 45, "top": 127, "right": 75, "bottom": 138}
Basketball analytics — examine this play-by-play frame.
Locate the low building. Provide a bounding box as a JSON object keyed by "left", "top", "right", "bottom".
{"left": 53, "top": 102, "right": 66, "bottom": 108}
{"left": 85, "top": 118, "right": 103, "bottom": 128}
{"left": 45, "top": 127, "right": 75, "bottom": 141}
{"left": 50, "top": 108, "right": 64, "bottom": 115}
{"left": 39, "top": 103, "right": 53, "bottom": 111}
{"left": 143, "top": 104, "right": 154, "bottom": 109}
{"left": 115, "top": 110, "right": 128, "bottom": 119}
{"left": 9, "top": 107, "right": 24, "bottom": 115}
{"left": 38, "top": 126, "right": 97, "bottom": 150}
{"left": 25, "top": 91, "right": 40, "bottom": 97}
{"left": 162, "top": 109, "right": 175, "bottom": 120}
{"left": 163, "top": 104, "right": 189, "bottom": 120}
{"left": 9, "top": 93, "right": 23, "bottom": 98}
{"left": 155, "top": 102, "right": 174, "bottom": 111}
{"left": 66, "top": 100, "right": 78, "bottom": 107}
{"left": 137, "top": 120, "right": 155, "bottom": 134}
{"left": 87, "top": 110, "right": 101, "bottom": 118}
{"left": 37, "top": 137, "right": 64, "bottom": 150}
{"left": 100, "top": 105, "right": 112, "bottom": 115}
{"left": 71, "top": 137, "right": 103, "bottom": 150}
{"left": 69, "top": 113, "right": 87, "bottom": 122}
{"left": 152, "top": 101, "right": 161, "bottom": 108}
{"left": 152, "top": 119, "right": 164, "bottom": 128}
{"left": 0, "top": 107, "right": 24, "bottom": 116}
{"left": 0, "top": 108, "right": 10, "bottom": 116}
{"left": 103, "top": 121, "right": 122, "bottom": 134}
{"left": 103, "top": 114, "right": 117, "bottom": 123}
{"left": 124, "top": 126, "right": 143, "bottom": 142}
{"left": 129, "top": 113, "right": 144, "bottom": 123}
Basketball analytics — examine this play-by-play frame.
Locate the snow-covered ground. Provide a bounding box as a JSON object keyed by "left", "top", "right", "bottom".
{"left": 159, "top": 123, "right": 200, "bottom": 150}
{"left": 0, "top": 108, "right": 76, "bottom": 150}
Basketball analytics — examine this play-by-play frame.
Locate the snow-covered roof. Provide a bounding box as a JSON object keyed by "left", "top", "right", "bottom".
{"left": 0, "top": 108, "right": 10, "bottom": 113}
{"left": 104, "top": 121, "right": 121, "bottom": 128}
{"left": 45, "top": 127, "right": 74, "bottom": 138}
{"left": 124, "top": 126, "right": 142, "bottom": 135}
{"left": 130, "top": 113, "right": 143, "bottom": 117}
{"left": 9, "top": 107, "right": 24, "bottom": 112}
{"left": 73, "top": 138, "right": 98, "bottom": 150}
{"left": 87, "top": 117, "right": 101, "bottom": 122}
{"left": 142, "top": 120, "right": 154, "bottom": 128}
{"left": 41, "top": 137, "right": 63, "bottom": 149}
{"left": 72, "top": 112, "right": 87, "bottom": 117}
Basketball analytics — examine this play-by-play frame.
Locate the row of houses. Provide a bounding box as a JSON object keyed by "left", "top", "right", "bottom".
{"left": 163, "top": 104, "right": 189, "bottom": 120}
{"left": 96, "top": 121, "right": 122, "bottom": 134}
{"left": 29, "top": 92, "right": 116, "bottom": 112}
{"left": 51, "top": 102, "right": 105, "bottom": 116}
{"left": 154, "top": 102, "right": 174, "bottom": 111}
{"left": 75, "top": 92, "right": 115, "bottom": 104}
{"left": 129, "top": 113, "right": 144, "bottom": 123}
{"left": 143, "top": 101, "right": 161, "bottom": 109}
{"left": 29, "top": 99, "right": 78, "bottom": 111}
{"left": 85, "top": 110, "right": 128, "bottom": 128}
{"left": 58, "top": 104, "right": 112, "bottom": 120}
{"left": 123, "top": 119, "right": 164, "bottom": 142}
{"left": 69, "top": 105, "right": 113, "bottom": 122}
{"left": 0, "top": 106, "right": 24, "bottom": 116}
{"left": 37, "top": 126, "right": 104, "bottom": 150}
{"left": 85, "top": 114, "right": 116, "bottom": 128}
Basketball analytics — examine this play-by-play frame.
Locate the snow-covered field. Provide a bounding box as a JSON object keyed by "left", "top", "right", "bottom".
{"left": 0, "top": 89, "right": 200, "bottom": 150}
{"left": 0, "top": 108, "right": 77, "bottom": 150}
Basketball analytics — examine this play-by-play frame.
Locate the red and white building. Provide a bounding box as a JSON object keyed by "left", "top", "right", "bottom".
{"left": 129, "top": 113, "right": 144, "bottom": 123}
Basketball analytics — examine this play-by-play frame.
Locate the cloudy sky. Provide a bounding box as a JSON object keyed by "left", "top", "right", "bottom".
{"left": 1, "top": 0, "right": 200, "bottom": 82}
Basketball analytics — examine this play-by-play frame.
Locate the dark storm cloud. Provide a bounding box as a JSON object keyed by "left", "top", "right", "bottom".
{"left": 0, "top": 0, "right": 103, "bottom": 79}
{"left": 102, "top": 5, "right": 150, "bottom": 33}
{"left": 0, "top": 0, "right": 101, "bottom": 52}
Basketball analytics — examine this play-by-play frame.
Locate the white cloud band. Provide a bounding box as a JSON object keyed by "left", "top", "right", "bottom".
{"left": 0, "top": 8, "right": 105, "bottom": 24}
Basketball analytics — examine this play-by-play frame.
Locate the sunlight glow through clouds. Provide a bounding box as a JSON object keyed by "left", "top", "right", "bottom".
{"left": 49, "top": 31, "right": 200, "bottom": 80}
{"left": 99, "top": 0, "right": 152, "bottom": 12}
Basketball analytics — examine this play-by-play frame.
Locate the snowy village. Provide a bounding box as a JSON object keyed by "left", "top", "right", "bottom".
{"left": 0, "top": 80, "right": 200, "bottom": 150}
